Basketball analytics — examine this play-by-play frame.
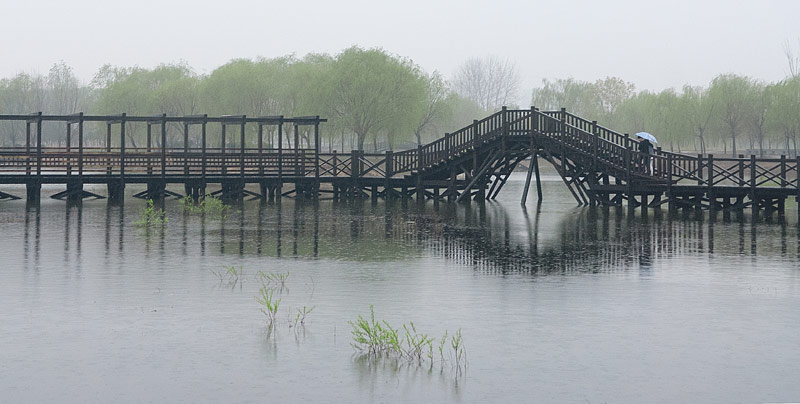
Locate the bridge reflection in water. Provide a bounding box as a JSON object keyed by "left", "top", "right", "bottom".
{"left": 17, "top": 199, "right": 800, "bottom": 275}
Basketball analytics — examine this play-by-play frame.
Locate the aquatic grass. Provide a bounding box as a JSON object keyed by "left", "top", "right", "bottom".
{"left": 182, "top": 194, "right": 228, "bottom": 217}
{"left": 211, "top": 265, "right": 244, "bottom": 289}
{"left": 294, "top": 305, "right": 315, "bottom": 327}
{"left": 349, "top": 306, "right": 466, "bottom": 373}
{"left": 258, "top": 271, "right": 290, "bottom": 291}
{"left": 256, "top": 285, "right": 281, "bottom": 326}
{"left": 135, "top": 199, "right": 168, "bottom": 226}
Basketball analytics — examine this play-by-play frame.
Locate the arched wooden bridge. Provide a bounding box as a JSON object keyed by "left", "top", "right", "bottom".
{"left": 1, "top": 109, "right": 798, "bottom": 218}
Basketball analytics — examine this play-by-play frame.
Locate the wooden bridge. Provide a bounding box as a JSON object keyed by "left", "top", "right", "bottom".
{"left": 1, "top": 109, "right": 798, "bottom": 218}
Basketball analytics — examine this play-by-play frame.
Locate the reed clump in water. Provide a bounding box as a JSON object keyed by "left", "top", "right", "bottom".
{"left": 182, "top": 195, "right": 228, "bottom": 217}
{"left": 349, "top": 305, "right": 467, "bottom": 372}
{"left": 135, "top": 199, "right": 168, "bottom": 226}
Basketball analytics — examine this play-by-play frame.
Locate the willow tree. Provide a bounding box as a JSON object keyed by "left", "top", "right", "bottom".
{"left": 708, "top": 74, "right": 754, "bottom": 156}
{"left": 328, "top": 46, "right": 426, "bottom": 150}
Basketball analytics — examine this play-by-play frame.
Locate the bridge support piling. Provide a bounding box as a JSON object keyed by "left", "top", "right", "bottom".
{"left": 221, "top": 180, "right": 245, "bottom": 203}
{"left": 107, "top": 180, "right": 125, "bottom": 204}
{"left": 26, "top": 180, "right": 41, "bottom": 203}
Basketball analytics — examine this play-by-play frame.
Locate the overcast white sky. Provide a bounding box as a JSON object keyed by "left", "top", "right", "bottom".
{"left": 2, "top": 0, "right": 798, "bottom": 104}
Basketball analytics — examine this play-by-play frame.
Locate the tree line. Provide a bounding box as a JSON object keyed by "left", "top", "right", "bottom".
{"left": 531, "top": 73, "right": 800, "bottom": 157}
{"left": 1, "top": 45, "right": 797, "bottom": 157}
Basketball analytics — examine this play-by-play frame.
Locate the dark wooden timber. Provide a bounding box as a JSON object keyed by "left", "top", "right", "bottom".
{"left": 1, "top": 110, "right": 798, "bottom": 220}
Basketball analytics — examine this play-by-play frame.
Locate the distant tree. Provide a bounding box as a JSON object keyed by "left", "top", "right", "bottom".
{"left": 681, "top": 85, "right": 715, "bottom": 155}
{"left": 412, "top": 71, "right": 453, "bottom": 145}
{"left": 0, "top": 72, "right": 46, "bottom": 146}
{"left": 46, "top": 62, "right": 84, "bottom": 115}
{"left": 766, "top": 77, "right": 800, "bottom": 155}
{"left": 327, "top": 46, "right": 426, "bottom": 150}
{"left": 592, "top": 76, "right": 636, "bottom": 121}
{"left": 452, "top": 55, "right": 520, "bottom": 111}
{"left": 708, "top": 74, "right": 753, "bottom": 156}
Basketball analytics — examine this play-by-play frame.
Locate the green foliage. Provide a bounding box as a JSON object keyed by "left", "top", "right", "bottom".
{"left": 256, "top": 285, "right": 282, "bottom": 326}
{"left": 258, "top": 271, "right": 290, "bottom": 291}
{"left": 135, "top": 199, "right": 168, "bottom": 227}
{"left": 182, "top": 195, "right": 228, "bottom": 217}
{"left": 349, "top": 306, "right": 466, "bottom": 371}
{"left": 211, "top": 265, "right": 244, "bottom": 289}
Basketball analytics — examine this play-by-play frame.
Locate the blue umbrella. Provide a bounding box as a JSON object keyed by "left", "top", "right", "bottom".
{"left": 635, "top": 132, "right": 658, "bottom": 143}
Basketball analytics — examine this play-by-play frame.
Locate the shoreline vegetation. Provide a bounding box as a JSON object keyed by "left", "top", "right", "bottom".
{"left": 2, "top": 45, "right": 798, "bottom": 158}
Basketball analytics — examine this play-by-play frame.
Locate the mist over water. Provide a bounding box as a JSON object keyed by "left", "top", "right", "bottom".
{"left": 1, "top": 175, "right": 799, "bottom": 403}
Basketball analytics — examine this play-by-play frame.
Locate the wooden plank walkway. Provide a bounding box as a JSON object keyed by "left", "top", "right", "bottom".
{"left": 1, "top": 110, "right": 798, "bottom": 219}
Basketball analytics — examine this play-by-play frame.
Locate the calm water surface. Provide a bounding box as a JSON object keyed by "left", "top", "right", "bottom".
{"left": 1, "top": 174, "right": 799, "bottom": 404}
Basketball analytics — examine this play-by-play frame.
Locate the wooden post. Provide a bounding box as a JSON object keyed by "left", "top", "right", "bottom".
{"left": 258, "top": 123, "right": 264, "bottom": 176}
{"left": 25, "top": 121, "right": 31, "bottom": 176}
{"left": 106, "top": 121, "right": 111, "bottom": 177}
{"left": 184, "top": 122, "right": 190, "bottom": 177}
{"left": 416, "top": 144, "right": 423, "bottom": 201}
{"left": 522, "top": 153, "right": 535, "bottom": 205}
{"left": 240, "top": 116, "right": 246, "bottom": 179}
{"left": 625, "top": 146, "right": 633, "bottom": 212}
{"left": 78, "top": 113, "right": 84, "bottom": 178}
{"left": 796, "top": 156, "right": 800, "bottom": 219}
{"left": 707, "top": 154, "right": 715, "bottom": 210}
{"left": 385, "top": 150, "right": 393, "bottom": 198}
{"left": 36, "top": 112, "right": 42, "bottom": 176}
{"left": 66, "top": 121, "right": 72, "bottom": 176}
{"left": 314, "top": 118, "right": 320, "bottom": 194}
{"left": 667, "top": 153, "right": 673, "bottom": 210}
{"left": 750, "top": 154, "right": 757, "bottom": 218}
{"left": 351, "top": 149, "right": 360, "bottom": 198}
{"left": 120, "top": 113, "right": 126, "bottom": 180}
{"left": 591, "top": 120, "right": 598, "bottom": 172}
{"left": 277, "top": 119, "right": 283, "bottom": 198}
{"left": 294, "top": 124, "right": 300, "bottom": 177}
{"left": 738, "top": 154, "right": 745, "bottom": 187}
{"left": 146, "top": 122, "right": 152, "bottom": 175}
{"left": 160, "top": 114, "right": 167, "bottom": 180}
{"left": 201, "top": 115, "right": 207, "bottom": 183}
{"left": 221, "top": 123, "right": 227, "bottom": 175}
{"left": 780, "top": 154, "right": 787, "bottom": 188}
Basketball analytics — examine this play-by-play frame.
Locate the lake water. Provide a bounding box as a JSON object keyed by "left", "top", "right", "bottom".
{"left": 1, "top": 174, "right": 799, "bottom": 404}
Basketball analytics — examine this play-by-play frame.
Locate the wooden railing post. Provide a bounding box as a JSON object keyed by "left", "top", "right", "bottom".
{"left": 738, "top": 154, "right": 745, "bottom": 187}
{"left": 417, "top": 144, "right": 423, "bottom": 171}
{"left": 66, "top": 121, "right": 71, "bottom": 176}
{"left": 385, "top": 150, "right": 393, "bottom": 195}
{"left": 36, "top": 112, "right": 42, "bottom": 177}
{"left": 780, "top": 154, "right": 787, "bottom": 188}
{"left": 78, "top": 113, "right": 84, "bottom": 178}
{"left": 106, "top": 121, "right": 111, "bottom": 177}
{"left": 472, "top": 120, "right": 479, "bottom": 149}
{"left": 351, "top": 149, "right": 360, "bottom": 178}
{"left": 750, "top": 154, "right": 757, "bottom": 216}
{"left": 707, "top": 154, "right": 714, "bottom": 205}
{"left": 120, "top": 113, "right": 126, "bottom": 181}
{"left": 184, "top": 121, "right": 190, "bottom": 177}
{"left": 240, "top": 116, "right": 246, "bottom": 179}
{"left": 294, "top": 124, "right": 300, "bottom": 177}
{"left": 257, "top": 123, "right": 264, "bottom": 176}
{"left": 314, "top": 118, "right": 320, "bottom": 186}
{"left": 221, "top": 123, "right": 227, "bottom": 175}
{"left": 25, "top": 120, "right": 31, "bottom": 176}
{"left": 591, "top": 120, "right": 598, "bottom": 171}
{"left": 161, "top": 114, "right": 167, "bottom": 180}
{"left": 697, "top": 154, "right": 704, "bottom": 186}
{"left": 146, "top": 122, "right": 153, "bottom": 175}
{"left": 201, "top": 115, "right": 207, "bottom": 183}
{"left": 667, "top": 152, "right": 673, "bottom": 204}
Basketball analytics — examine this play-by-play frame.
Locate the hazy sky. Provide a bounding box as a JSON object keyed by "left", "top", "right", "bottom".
{"left": 2, "top": 0, "right": 798, "bottom": 104}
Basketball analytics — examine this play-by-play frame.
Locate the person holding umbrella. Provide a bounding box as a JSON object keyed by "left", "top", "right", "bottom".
{"left": 636, "top": 132, "right": 657, "bottom": 174}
